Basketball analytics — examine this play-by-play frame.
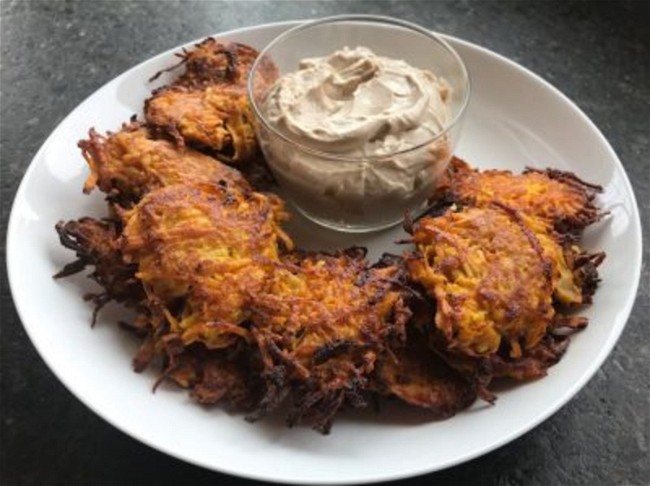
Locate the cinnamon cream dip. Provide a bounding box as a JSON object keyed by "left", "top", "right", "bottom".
{"left": 264, "top": 46, "right": 451, "bottom": 156}
{"left": 255, "top": 46, "right": 457, "bottom": 231}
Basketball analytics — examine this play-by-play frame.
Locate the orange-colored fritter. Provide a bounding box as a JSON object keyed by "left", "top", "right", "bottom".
{"left": 408, "top": 206, "right": 556, "bottom": 359}
{"left": 407, "top": 204, "right": 604, "bottom": 399}
{"left": 247, "top": 249, "right": 409, "bottom": 433}
{"left": 152, "top": 38, "right": 274, "bottom": 89}
{"left": 145, "top": 39, "right": 278, "bottom": 165}
{"left": 435, "top": 157, "right": 603, "bottom": 233}
{"left": 121, "top": 182, "right": 293, "bottom": 350}
{"left": 79, "top": 121, "right": 248, "bottom": 204}
{"left": 53, "top": 210, "right": 266, "bottom": 412}
{"left": 145, "top": 86, "right": 257, "bottom": 164}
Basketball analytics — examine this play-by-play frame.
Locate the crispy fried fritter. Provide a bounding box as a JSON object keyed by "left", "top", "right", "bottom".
{"left": 121, "top": 182, "right": 292, "bottom": 349}
{"left": 489, "top": 334, "right": 570, "bottom": 380}
{"left": 407, "top": 203, "right": 604, "bottom": 399}
{"left": 152, "top": 338, "right": 264, "bottom": 411}
{"left": 54, "top": 217, "right": 142, "bottom": 321}
{"left": 152, "top": 38, "right": 275, "bottom": 90}
{"left": 247, "top": 249, "right": 409, "bottom": 433}
{"left": 53, "top": 213, "right": 265, "bottom": 409}
{"left": 79, "top": 121, "right": 248, "bottom": 204}
{"left": 569, "top": 250, "right": 606, "bottom": 305}
{"left": 145, "top": 86, "right": 257, "bottom": 164}
{"left": 145, "top": 39, "right": 277, "bottom": 165}
{"left": 435, "top": 157, "right": 603, "bottom": 233}
{"left": 433, "top": 327, "right": 577, "bottom": 392}
{"left": 375, "top": 327, "right": 477, "bottom": 416}
{"left": 519, "top": 210, "right": 587, "bottom": 307}
{"left": 408, "top": 206, "right": 556, "bottom": 359}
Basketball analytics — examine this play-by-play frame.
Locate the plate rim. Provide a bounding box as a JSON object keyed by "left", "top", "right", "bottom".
{"left": 5, "top": 19, "right": 643, "bottom": 485}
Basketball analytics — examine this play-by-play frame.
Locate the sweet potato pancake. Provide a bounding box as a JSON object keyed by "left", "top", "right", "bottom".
{"left": 145, "top": 86, "right": 258, "bottom": 164}
{"left": 247, "top": 249, "right": 409, "bottom": 433}
{"left": 407, "top": 204, "right": 604, "bottom": 397}
{"left": 120, "top": 182, "right": 292, "bottom": 349}
{"left": 79, "top": 121, "right": 248, "bottom": 204}
{"left": 408, "top": 205, "right": 556, "bottom": 359}
{"left": 145, "top": 39, "right": 277, "bottom": 165}
{"left": 435, "top": 157, "right": 603, "bottom": 233}
{"left": 152, "top": 38, "right": 275, "bottom": 90}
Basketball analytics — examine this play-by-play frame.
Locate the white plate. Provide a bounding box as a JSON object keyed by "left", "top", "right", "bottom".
{"left": 6, "top": 21, "right": 642, "bottom": 484}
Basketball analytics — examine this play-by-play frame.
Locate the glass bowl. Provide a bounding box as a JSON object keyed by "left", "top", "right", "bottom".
{"left": 248, "top": 15, "right": 470, "bottom": 233}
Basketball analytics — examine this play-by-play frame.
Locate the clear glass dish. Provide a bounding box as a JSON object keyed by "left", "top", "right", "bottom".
{"left": 248, "top": 15, "right": 470, "bottom": 232}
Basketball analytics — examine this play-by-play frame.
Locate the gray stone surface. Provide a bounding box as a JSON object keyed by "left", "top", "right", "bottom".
{"left": 1, "top": 1, "right": 648, "bottom": 485}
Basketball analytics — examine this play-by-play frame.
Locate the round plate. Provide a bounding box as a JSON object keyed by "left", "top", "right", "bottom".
{"left": 6, "top": 21, "right": 642, "bottom": 484}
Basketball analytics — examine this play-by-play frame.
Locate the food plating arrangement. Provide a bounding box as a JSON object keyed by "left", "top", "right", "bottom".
{"left": 54, "top": 35, "right": 607, "bottom": 435}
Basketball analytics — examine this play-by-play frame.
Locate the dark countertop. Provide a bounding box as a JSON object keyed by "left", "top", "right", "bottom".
{"left": 1, "top": 1, "right": 648, "bottom": 485}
